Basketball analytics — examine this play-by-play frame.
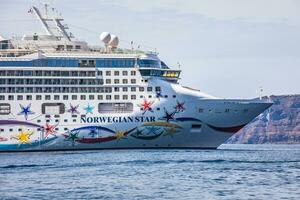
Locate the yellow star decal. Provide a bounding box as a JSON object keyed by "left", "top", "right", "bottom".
{"left": 163, "top": 127, "right": 180, "bottom": 137}
{"left": 114, "top": 131, "right": 126, "bottom": 140}
{"left": 11, "top": 129, "right": 34, "bottom": 145}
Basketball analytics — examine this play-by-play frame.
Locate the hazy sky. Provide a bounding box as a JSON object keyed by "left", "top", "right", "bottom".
{"left": 1, "top": 0, "right": 300, "bottom": 98}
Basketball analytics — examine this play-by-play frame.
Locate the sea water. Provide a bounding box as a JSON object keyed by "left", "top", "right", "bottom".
{"left": 0, "top": 144, "right": 299, "bottom": 200}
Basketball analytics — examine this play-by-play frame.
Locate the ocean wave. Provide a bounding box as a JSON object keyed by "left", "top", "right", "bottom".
{"left": 1, "top": 164, "right": 53, "bottom": 169}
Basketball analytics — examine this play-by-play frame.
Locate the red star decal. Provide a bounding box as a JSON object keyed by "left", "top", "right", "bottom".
{"left": 175, "top": 101, "right": 185, "bottom": 112}
{"left": 43, "top": 123, "right": 57, "bottom": 138}
{"left": 138, "top": 99, "right": 154, "bottom": 114}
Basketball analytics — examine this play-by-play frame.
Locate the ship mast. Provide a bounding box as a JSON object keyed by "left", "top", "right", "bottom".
{"left": 31, "top": 4, "right": 72, "bottom": 41}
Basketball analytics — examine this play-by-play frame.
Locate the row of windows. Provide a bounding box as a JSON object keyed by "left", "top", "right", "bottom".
{"left": 0, "top": 86, "right": 161, "bottom": 94}
{"left": 0, "top": 102, "right": 135, "bottom": 115}
{"left": 0, "top": 79, "right": 104, "bottom": 85}
{"left": 0, "top": 91, "right": 165, "bottom": 100}
{"left": 0, "top": 93, "right": 167, "bottom": 101}
{"left": 0, "top": 70, "right": 137, "bottom": 77}
{"left": 105, "top": 70, "right": 136, "bottom": 76}
{"left": 198, "top": 108, "right": 249, "bottom": 113}
{"left": 0, "top": 58, "right": 136, "bottom": 68}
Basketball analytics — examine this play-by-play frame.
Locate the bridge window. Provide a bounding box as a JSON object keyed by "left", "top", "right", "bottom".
{"left": 138, "top": 59, "right": 160, "bottom": 68}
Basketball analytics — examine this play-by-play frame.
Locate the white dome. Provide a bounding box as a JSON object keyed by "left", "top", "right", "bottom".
{"left": 100, "top": 32, "right": 111, "bottom": 44}
{"left": 109, "top": 34, "right": 119, "bottom": 48}
{"left": 0, "top": 35, "right": 5, "bottom": 41}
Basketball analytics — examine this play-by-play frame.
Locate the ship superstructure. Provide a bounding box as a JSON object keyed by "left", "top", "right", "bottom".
{"left": 0, "top": 5, "right": 272, "bottom": 151}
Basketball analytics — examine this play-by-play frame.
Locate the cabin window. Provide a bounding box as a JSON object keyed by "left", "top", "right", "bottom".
{"left": 131, "top": 79, "right": 136, "bottom": 84}
{"left": 36, "top": 95, "right": 42, "bottom": 100}
{"left": 147, "top": 87, "right": 153, "bottom": 92}
{"left": 139, "top": 87, "right": 144, "bottom": 92}
{"left": 17, "top": 95, "right": 23, "bottom": 100}
{"left": 80, "top": 95, "right": 86, "bottom": 100}
{"left": 106, "top": 79, "right": 111, "bottom": 84}
{"left": 131, "top": 87, "right": 136, "bottom": 92}
{"left": 106, "top": 95, "right": 111, "bottom": 100}
{"left": 114, "top": 71, "right": 120, "bottom": 76}
{"left": 98, "top": 103, "right": 133, "bottom": 113}
{"left": 131, "top": 95, "right": 136, "bottom": 100}
{"left": 89, "top": 95, "right": 94, "bottom": 100}
{"left": 0, "top": 95, "right": 4, "bottom": 100}
{"left": 42, "top": 103, "right": 65, "bottom": 114}
{"left": 122, "top": 79, "right": 128, "bottom": 84}
{"left": 131, "top": 71, "right": 136, "bottom": 76}
{"left": 97, "top": 95, "right": 103, "bottom": 100}
{"left": 122, "top": 71, "right": 128, "bottom": 76}
{"left": 0, "top": 103, "right": 11, "bottom": 115}
{"left": 66, "top": 45, "right": 73, "bottom": 51}
{"left": 8, "top": 95, "right": 14, "bottom": 100}
{"left": 155, "top": 86, "right": 161, "bottom": 92}
{"left": 106, "top": 71, "right": 111, "bottom": 76}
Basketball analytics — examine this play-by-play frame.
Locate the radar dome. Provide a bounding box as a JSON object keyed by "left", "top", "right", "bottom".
{"left": 109, "top": 35, "right": 119, "bottom": 48}
{"left": 100, "top": 32, "right": 111, "bottom": 44}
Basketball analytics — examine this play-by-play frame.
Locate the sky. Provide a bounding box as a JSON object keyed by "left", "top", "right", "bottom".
{"left": 1, "top": 0, "right": 300, "bottom": 98}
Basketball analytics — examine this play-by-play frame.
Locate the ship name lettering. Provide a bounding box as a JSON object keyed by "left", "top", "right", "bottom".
{"left": 81, "top": 116, "right": 155, "bottom": 123}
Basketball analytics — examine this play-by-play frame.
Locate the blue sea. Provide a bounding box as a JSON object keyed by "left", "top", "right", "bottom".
{"left": 0, "top": 144, "right": 299, "bottom": 200}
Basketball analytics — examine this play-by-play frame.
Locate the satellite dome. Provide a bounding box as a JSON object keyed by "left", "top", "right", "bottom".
{"left": 100, "top": 32, "right": 111, "bottom": 44}
{"left": 0, "top": 35, "right": 5, "bottom": 41}
{"left": 109, "top": 34, "right": 119, "bottom": 48}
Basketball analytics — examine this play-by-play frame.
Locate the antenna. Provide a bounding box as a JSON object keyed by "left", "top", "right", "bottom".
{"left": 259, "top": 86, "right": 263, "bottom": 100}
{"left": 177, "top": 62, "right": 181, "bottom": 69}
{"left": 31, "top": 6, "right": 54, "bottom": 36}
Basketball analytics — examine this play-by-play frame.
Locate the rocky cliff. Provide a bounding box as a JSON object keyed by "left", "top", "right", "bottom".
{"left": 227, "top": 95, "right": 300, "bottom": 144}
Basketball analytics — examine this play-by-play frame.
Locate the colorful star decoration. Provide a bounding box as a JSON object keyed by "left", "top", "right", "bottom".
{"left": 162, "top": 109, "right": 176, "bottom": 123}
{"left": 65, "top": 131, "right": 79, "bottom": 146}
{"left": 67, "top": 104, "right": 80, "bottom": 114}
{"left": 43, "top": 123, "right": 57, "bottom": 138}
{"left": 84, "top": 103, "right": 94, "bottom": 114}
{"left": 114, "top": 130, "right": 127, "bottom": 140}
{"left": 146, "top": 126, "right": 160, "bottom": 134}
{"left": 138, "top": 99, "right": 154, "bottom": 115}
{"left": 174, "top": 101, "right": 185, "bottom": 112}
{"left": 89, "top": 128, "right": 98, "bottom": 137}
{"left": 18, "top": 104, "right": 34, "bottom": 120}
{"left": 11, "top": 129, "right": 34, "bottom": 145}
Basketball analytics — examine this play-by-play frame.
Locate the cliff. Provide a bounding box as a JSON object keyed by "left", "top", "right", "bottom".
{"left": 227, "top": 95, "right": 300, "bottom": 144}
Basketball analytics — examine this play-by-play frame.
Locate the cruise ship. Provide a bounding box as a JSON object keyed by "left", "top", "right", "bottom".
{"left": 0, "top": 5, "right": 272, "bottom": 151}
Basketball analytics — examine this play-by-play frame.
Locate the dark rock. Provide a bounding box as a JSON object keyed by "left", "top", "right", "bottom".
{"left": 227, "top": 95, "right": 300, "bottom": 144}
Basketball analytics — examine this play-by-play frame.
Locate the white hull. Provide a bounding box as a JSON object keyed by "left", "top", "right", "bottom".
{"left": 0, "top": 80, "right": 272, "bottom": 151}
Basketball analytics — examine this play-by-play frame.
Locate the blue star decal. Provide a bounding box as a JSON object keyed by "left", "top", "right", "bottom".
{"left": 18, "top": 104, "right": 34, "bottom": 120}
{"left": 84, "top": 103, "right": 94, "bottom": 114}
{"left": 145, "top": 126, "right": 160, "bottom": 135}
{"left": 161, "top": 108, "right": 176, "bottom": 123}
